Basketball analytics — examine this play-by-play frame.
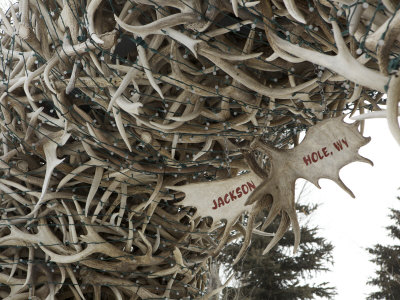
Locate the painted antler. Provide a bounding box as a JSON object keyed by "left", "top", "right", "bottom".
{"left": 244, "top": 116, "right": 372, "bottom": 255}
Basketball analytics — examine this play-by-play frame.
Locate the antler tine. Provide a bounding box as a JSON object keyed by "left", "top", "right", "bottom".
{"left": 386, "top": 70, "right": 400, "bottom": 146}
{"left": 271, "top": 19, "right": 388, "bottom": 92}
{"left": 287, "top": 208, "right": 301, "bottom": 253}
{"left": 232, "top": 205, "right": 258, "bottom": 265}
{"left": 245, "top": 181, "right": 271, "bottom": 206}
{"left": 262, "top": 213, "right": 291, "bottom": 255}
{"left": 260, "top": 198, "right": 281, "bottom": 232}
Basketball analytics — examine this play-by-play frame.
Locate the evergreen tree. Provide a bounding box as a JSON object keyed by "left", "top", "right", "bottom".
{"left": 367, "top": 197, "right": 400, "bottom": 300}
{"left": 218, "top": 203, "right": 336, "bottom": 300}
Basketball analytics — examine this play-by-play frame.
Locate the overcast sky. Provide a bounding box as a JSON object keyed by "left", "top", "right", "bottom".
{"left": 301, "top": 117, "right": 399, "bottom": 299}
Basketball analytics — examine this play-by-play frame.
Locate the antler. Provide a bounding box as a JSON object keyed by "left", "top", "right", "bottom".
{"left": 0, "top": 0, "right": 395, "bottom": 297}
{"left": 241, "top": 116, "right": 372, "bottom": 256}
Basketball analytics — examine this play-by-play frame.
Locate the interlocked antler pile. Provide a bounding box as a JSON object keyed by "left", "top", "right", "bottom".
{"left": 0, "top": 0, "right": 398, "bottom": 299}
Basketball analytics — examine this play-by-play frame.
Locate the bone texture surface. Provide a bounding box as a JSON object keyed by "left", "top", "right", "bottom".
{"left": 0, "top": 0, "right": 397, "bottom": 299}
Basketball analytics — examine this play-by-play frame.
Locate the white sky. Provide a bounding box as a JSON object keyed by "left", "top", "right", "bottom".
{"left": 298, "top": 117, "right": 400, "bottom": 299}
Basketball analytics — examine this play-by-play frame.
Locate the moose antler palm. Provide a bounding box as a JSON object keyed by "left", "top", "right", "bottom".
{"left": 234, "top": 117, "right": 373, "bottom": 261}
